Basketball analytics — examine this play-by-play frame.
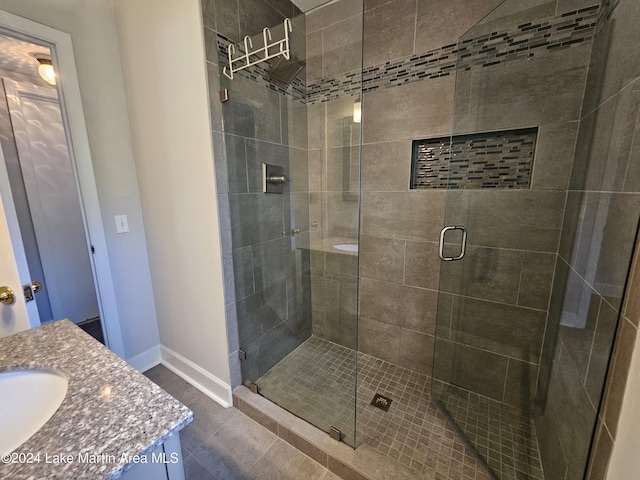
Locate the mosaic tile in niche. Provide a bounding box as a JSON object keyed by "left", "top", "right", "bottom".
{"left": 411, "top": 128, "right": 538, "bottom": 190}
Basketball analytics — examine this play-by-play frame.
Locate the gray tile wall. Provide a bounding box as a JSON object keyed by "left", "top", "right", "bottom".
{"left": 300, "top": 0, "right": 599, "bottom": 403}
{"left": 309, "top": 249, "right": 359, "bottom": 349}
{"left": 438, "top": 42, "right": 589, "bottom": 401}
{"left": 310, "top": 0, "right": 595, "bottom": 407}
{"left": 202, "top": 0, "right": 309, "bottom": 387}
{"left": 534, "top": 0, "right": 640, "bottom": 478}
{"left": 307, "top": 5, "right": 598, "bottom": 106}
{"left": 305, "top": 0, "right": 363, "bottom": 352}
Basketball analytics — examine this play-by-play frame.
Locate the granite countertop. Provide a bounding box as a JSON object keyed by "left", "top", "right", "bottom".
{"left": 0, "top": 320, "right": 193, "bottom": 479}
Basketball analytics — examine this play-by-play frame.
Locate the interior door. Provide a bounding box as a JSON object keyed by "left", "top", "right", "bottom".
{"left": 3, "top": 79, "right": 99, "bottom": 324}
{"left": 0, "top": 142, "right": 38, "bottom": 336}
{"left": 0, "top": 10, "right": 125, "bottom": 357}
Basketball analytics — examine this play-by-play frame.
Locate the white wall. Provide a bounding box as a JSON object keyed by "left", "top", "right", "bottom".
{"left": 605, "top": 325, "right": 640, "bottom": 479}
{"left": 112, "top": 0, "right": 231, "bottom": 394}
{"left": 0, "top": 0, "right": 160, "bottom": 360}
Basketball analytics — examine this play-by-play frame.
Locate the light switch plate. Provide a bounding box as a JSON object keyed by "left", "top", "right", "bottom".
{"left": 114, "top": 215, "right": 129, "bottom": 234}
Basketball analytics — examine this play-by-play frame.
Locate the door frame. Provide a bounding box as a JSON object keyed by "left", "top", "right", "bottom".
{"left": 0, "top": 10, "right": 124, "bottom": 357}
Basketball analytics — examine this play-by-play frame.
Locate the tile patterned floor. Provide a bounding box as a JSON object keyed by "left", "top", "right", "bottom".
{"left": 256, "top": 336, "right": 358, "bottom": 445}
{"left": 257, "top": 336, "right": 489, "bottom": 479}
{"left": 257, "top": 336, "right": 545, "bottom": 480}
{"left": 76, "top": 318, "right": 104, "bottom": 344}
{"left": 144, "top": 365, "right": 340, "bottom": 480}
{"left": 432, "top": 381, "right": 545, "bottom": 480}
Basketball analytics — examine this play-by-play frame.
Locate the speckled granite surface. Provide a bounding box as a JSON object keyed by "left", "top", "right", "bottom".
{"left": 0, "top": 320, "right": 193, "bottom": 479}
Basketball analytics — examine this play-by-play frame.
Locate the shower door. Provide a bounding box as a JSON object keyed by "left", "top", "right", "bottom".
{"left": 431, "top": 2, "right": 582, "bottom": 479}
{"left": 217, "top": 0, "right": 363, "bottom": 448}
{"left": 431, "top": 149, "right": 553, "bottom": 480}
{"left": 431, "top": 1, "right": 640, "bottom": 479}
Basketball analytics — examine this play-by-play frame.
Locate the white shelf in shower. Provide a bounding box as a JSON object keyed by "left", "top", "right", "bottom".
{"left": 223, "top": 18, "right": 292, "bottom": 80}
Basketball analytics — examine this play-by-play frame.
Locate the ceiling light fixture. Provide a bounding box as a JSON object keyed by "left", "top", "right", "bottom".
{"left": 36, "top": 57, "right": 56, "bottom": 85}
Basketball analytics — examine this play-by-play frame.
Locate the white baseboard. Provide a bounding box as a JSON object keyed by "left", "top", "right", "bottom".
{"left": 160, "top": 345, "right": 233, "bottom": 408}
{"left": 127, "top": 344, "right": 162, "bottom": 372}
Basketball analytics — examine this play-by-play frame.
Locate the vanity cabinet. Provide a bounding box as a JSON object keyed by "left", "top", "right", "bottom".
{"left": 0, "top": 321, "right": 192, "bottom": 480}
{"left": 119, "top": 434, "right": 184, "bottom": 480}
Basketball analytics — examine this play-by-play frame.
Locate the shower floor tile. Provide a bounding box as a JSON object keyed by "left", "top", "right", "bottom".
{"left": 256, "top": 336, "right": 358, "bottom": 445}
{"left": 432, "top": 381, "right": 545, "bottom": 480}
{"left": 257, "top": 336, "right": 547, "bottom": 479}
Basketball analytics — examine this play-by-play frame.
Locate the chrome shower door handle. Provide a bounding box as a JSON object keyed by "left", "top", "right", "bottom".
{"left": 438, "top": 226, "right": 468, "bottom": 261}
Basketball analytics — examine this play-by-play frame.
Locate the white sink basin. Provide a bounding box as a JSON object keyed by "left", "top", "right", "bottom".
{"left": 334, "top": 243, "right": 358, "bottom": 253}
{"left": 0, "top": 369, "right": 68, "bottom": 454}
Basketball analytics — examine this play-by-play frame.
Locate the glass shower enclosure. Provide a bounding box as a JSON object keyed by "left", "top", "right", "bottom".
{"left": 431, "top": 2, "right": 640, "bottom": 479}
{"left": 217, "top": 3, "right": 363, "bottom": 447}
{"left": 214, "top": 0, "right": 640, "bottom": 478}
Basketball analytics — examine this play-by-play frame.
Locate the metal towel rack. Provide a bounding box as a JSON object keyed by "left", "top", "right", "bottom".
{"left": 223, "top": 18, "right": 292, "bottom": 80}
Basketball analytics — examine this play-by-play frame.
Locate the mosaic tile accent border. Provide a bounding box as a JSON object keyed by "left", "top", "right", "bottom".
{"left": 306, "top": 5, "right": 599, "bottom": 105}
{"left": 304, "top": 71, "right": 363, "bottom": 106}
{"left": 215, "top": 5, "right": 599, "bottom": 106}
{"left": 411, "top": 128, "right": 538, "bottom": 190}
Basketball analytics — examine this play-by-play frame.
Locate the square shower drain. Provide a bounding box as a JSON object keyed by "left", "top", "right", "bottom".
{"left": 370, "top": 393, "right": 392, "bottom": 412}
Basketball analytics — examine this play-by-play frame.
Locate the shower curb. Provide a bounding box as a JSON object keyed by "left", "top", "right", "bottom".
{"left": 233, "top": 386, "right": 429, "bottom": 480}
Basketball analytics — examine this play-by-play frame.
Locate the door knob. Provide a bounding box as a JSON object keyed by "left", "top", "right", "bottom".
{"left": 0, "top": 286, "right": 15, "bottom": 305}
{"left": 23, "top": 281, "right": 42, "bottom": 302}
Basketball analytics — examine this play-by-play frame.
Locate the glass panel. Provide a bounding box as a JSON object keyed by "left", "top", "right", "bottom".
{"left": 432, "top": 1, "right": 640, "bottom": 479}
{"left": 218, "top": 0, "right": 363, "bottom": 447}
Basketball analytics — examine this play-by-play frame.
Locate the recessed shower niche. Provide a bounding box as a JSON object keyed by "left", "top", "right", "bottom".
{"left": 411, "top": 127, "right": 538, "bottom": 190}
